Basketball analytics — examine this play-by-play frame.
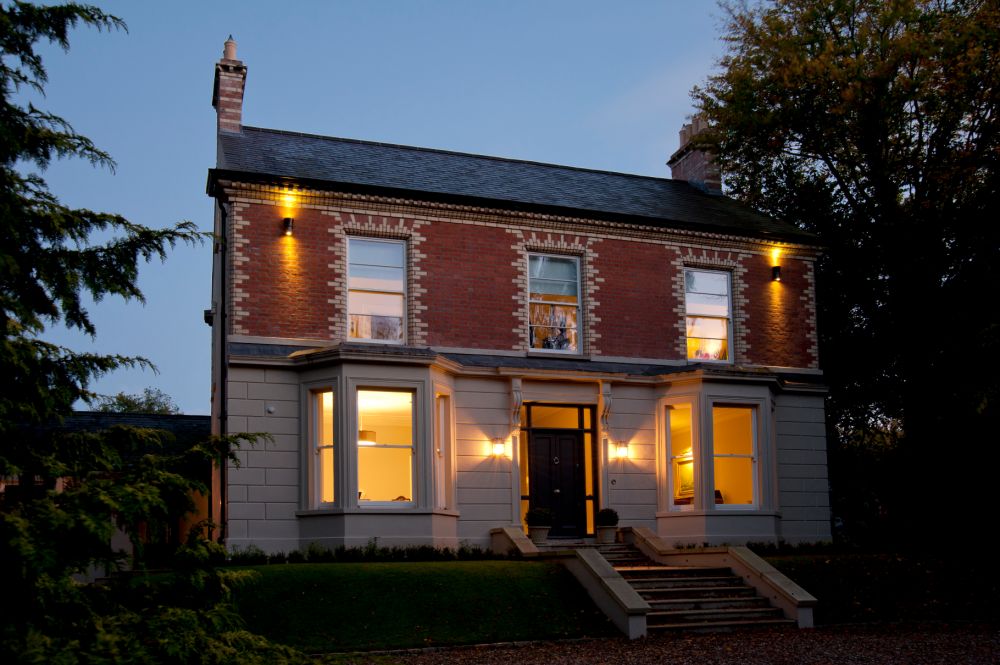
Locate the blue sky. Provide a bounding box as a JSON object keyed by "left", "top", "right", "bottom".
{"left": 35, "top": 1, "right": 726, "bottom": 414}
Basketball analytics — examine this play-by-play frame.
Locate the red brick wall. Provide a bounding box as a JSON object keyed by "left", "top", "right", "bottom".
{"left": 420, "top": 222, "right": 519, "bottom": 349}
{"left": 741, "top": 254, "right": 816, "bottom": 368}
{"left": 226, "top": 197, "right": 818, "bottom": 369}
{"left": 234, "top": 205, "right": 334, "bottom": 340}
{"left": 593, "top": 240, "right": 679, "bottom": 359}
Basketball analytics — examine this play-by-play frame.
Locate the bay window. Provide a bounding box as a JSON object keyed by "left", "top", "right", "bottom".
{"left": 348, "top": 238, "right": 405, "bottom": 343}
{"left": 314, "top": 390, "right": 335, "bottom": 505}
{"left": 528, "top": 254, "right": 580, "bottom": 353}
{"left": 712, "top": 406, "right": 756, "bottom": 507}
{"left": 357, "top": 389, "right": 414, "bottom": 504}
{"left": 685, "top": 268, "right": 731, "bottom": 362}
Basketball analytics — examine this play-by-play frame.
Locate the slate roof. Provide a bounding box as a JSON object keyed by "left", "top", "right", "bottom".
{"left": 211, "top": 126, "right": 816, "bottom": 243}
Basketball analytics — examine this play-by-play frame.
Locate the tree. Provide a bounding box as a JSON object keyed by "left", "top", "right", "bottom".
{"left": 0, "top": 4, "right": 301, "bottom": 661}
{"left": 95, "top": 387, "right": 182, "bottom": 414}
{"left": 694, "top": 0, "right": 1000, "bottom": 540}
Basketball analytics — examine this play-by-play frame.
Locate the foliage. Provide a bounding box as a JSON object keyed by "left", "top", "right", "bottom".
{"left": 227, "top": 541, "right": 505, "bottom": 566}
{"left": 595, "top": 507, "right": 619, "bottom": 527}
{"left": 766, "top": 550, "right": 1000, "bottom": 625}
{"left": 695, "top": 0, "right": 1000, "bottom": 541}
{"left": 524, "top": 506, "right": 553, "bottom": 526}
{"left": 234, "top": 561, "right": 613, "bottom": 652}
{"left": 0, "top": 3, "right": 306, "bottom": 662}
{"left": 94, "top": 387, "right": 182, "bottom": 414}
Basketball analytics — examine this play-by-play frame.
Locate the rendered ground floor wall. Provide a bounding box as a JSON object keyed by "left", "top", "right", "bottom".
{"left": 222, "top": 361, "right": 831, "bottom": 553}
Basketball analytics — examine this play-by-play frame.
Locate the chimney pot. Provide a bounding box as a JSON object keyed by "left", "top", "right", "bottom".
{"left": 223, "top": 35, "right": 237, "bottom": 61}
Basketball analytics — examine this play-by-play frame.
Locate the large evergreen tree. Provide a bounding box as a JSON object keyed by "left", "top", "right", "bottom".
{"left": 695, "top": 0, "right": 1000, "bottom": 539}
{"left": 0, "top": 4, "right": 302, "bottom": 660}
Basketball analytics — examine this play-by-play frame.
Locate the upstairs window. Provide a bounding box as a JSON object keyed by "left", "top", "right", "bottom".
{"left": 528, "top": 254, "right": 580, "bottom": 353}
{"left": 685, "top": 268, "right": 731, "bottom": 362}
{"left": 348, "top": 238, "right": 405, "bottom": 343}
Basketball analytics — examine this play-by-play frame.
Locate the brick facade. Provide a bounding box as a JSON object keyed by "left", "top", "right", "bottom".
{"left": 218, "top": 185, "right": 819, "bottom": 369}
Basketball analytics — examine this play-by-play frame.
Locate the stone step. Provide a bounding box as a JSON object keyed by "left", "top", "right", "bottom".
{"left": 627, "top": 575, "right": 744, "bottom": 589}
{"left": 647, "top": 606, "right": 785, "bottom": 625}
{"left": 647, "top": 596, "right": 769, "bottom": 611}
{"left": 647, "top": 618, "right": 797, "bottom": 633}
{"left": 617, "top": 565, "right": 734, "bottom": 578}
{"left": 639, "top": 585, "right": 758, "bottom": 599}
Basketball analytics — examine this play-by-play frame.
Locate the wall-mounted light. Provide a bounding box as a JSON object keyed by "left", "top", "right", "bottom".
{"left": 770, "top": 248, "right": 782, "bottom": 281}
{"left": 358, "top": 430, "right": 376, "bottom": 446}
{"left": 609, "top": 441, "right": 629, "bottom": 460}
{"left": 283, "top": 217, "right": 294, "bottom": 236}
{"left": 491, "top": 438, "right": 506, "bottom": 457}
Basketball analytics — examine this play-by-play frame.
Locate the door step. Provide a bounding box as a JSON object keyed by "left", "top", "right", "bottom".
{"left": 600, "top": 544, "right": 796, "bottom": 633}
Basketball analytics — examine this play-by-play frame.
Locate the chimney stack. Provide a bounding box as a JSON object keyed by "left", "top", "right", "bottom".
{"left": 212, "top": 35, "right": 247, "bottom": 134}
{"left": 667, "top": 115, "right": 721, "bottom": 193}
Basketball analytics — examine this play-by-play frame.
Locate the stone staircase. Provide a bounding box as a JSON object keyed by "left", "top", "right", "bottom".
{"left": 599, "top": 543, "right": 796, "bottom": 632}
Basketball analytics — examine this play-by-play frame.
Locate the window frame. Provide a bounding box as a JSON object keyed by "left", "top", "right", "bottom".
{"left": 527, "top": 252, "right": 582, "bottom": 355}
{"left": 347, "top": 236, "right": 407, "bottom": 345}
{"left": 709, "top": 403, "right": 759, "bottom": 511}
{"left": 310, "top": 388, "right": 337, "bottom": 508}
{"left": 664, "top": 401, "right": 698, "bottom": 512}
{"left": 683, "top": 267, "right": 733, "bottom": 364}
{"left": 355, "top": 386, "right": 417, "bottom": 508}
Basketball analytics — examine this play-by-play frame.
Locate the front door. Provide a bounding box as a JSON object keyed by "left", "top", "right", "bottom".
{"left": 529, "top": 429, "right": 586, "bottom": 537}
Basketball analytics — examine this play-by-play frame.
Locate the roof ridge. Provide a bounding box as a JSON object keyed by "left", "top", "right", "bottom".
{"left": 239, "top": 125, "right": 685, "bottom": 185}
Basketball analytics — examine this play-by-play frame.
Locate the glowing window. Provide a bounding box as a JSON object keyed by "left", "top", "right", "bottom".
{"left": 528, "top": 254, "right": 580, "bottom": 353}
{"left": 667, "top": 403, "right": 694, "bottom": 509}
{"left": 712, "top": 406, "right": 756, "bottom": 507}
{"left": 315, "top": 390, "right": 335, "bottom": 505}
{"left": 348, "top": 238, "right": 405, "bottom": 343}
{"left": 685, "top": 269, "right": 731, "bottom": 362}
{"left": 357, "top": 389, "right": 414, "bottom": 503}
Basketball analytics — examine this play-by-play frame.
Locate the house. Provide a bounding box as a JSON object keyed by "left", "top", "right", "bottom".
{"left": 207, "top": 38, "right": 831, "bottom": 554}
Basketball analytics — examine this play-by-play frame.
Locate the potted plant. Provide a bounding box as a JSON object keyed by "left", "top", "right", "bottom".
{"left": 524, "top": 507, "right": 553, "bottom": 544}
{"left": 595, "top": 508, "right": 619, "bottom": 544}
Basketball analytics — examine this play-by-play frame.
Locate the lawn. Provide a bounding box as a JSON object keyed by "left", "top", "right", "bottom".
{"left": 232, "top": 560, "right": 613, "bottom": 653}
{"left": 765, "top": 550, "right": 1000, "bottom": 626}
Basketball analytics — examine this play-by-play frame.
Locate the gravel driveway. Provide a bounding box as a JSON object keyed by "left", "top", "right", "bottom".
{"left": 354, "top": 624, "right": 998, "bottom": 665}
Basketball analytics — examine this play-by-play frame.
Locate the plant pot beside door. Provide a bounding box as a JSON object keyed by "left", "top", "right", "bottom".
{"left": 595, "top": 508, "right": 619, "bottom": 544}
{"left": 524, "top": 507, "right": 553, "bottom": 545}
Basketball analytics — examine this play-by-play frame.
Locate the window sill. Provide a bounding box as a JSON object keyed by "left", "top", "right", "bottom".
{"left": 296, "top": 507, "right": 460, "bottom": 518}
{"left": 527, "top": 350, "right": 588, "bottom": 359}
{"left": 656, "top": 509, "right": 779, "bottom": 517}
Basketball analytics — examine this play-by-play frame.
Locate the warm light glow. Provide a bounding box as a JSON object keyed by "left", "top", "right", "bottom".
{"left": 610, "top": 441, "right": 629, "bottom": 460}
{"left": 770, "top": 247, "right": 782, "bottom": 266}
{"left": 492, "top": 440, "right": 506, "bottom": 457}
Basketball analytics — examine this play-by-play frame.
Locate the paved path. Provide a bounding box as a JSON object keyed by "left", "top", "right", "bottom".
{"left": 358, "top": 624, "right": 998, "bottom": 665}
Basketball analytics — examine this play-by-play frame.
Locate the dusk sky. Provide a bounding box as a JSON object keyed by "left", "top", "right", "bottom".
{"left": 35, "top": 1, "right": 726, "bottom": 414}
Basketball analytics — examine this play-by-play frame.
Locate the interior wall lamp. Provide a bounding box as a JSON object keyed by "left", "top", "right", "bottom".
{"left": 770, "top": 247, "right": 782, "bottom": 281}
{"left": 358, "top": 430, "right": 376, "bottom": 446}
{"left": 283, "top": 217, "right": 294, "bottom": 236}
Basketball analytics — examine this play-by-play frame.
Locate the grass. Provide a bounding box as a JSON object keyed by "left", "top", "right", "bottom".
{"left": 231, "top": 560, "right": 613, "bottom": 653}
{"left": 765, "top": 550, "right": 1000, "bottom": 626}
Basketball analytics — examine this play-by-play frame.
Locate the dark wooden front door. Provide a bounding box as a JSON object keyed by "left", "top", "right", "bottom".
{"left": 529, "top": 429, "right": 586, "bottom": 537}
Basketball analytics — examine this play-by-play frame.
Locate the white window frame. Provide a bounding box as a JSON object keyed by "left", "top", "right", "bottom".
{"left": 684, "top": 267, "right": 733, "bottom": 364}
{"left": 347, "top": 237, "right": 407, "bottom": 345}
{"left": 311, "top": 388, "right": 336, "bottom": 508}
{"left": 355, "top": 386, "right": 417, "bottom": 508}
{"left": 527, "top": 252, "right": 582, "bottom": 355}
{"left": 709, "top": 403, "right": 759, "bottom": 511}
{"left": 664, "top": 400, "right": 698, "bottom": 512}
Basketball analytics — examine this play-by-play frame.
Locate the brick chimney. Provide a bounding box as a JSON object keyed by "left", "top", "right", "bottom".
{"left": 212, "top": 35, "right": 247, "bottom": 134}
{"left": 667, "top": 115, "right": 721, "bottom": 193}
